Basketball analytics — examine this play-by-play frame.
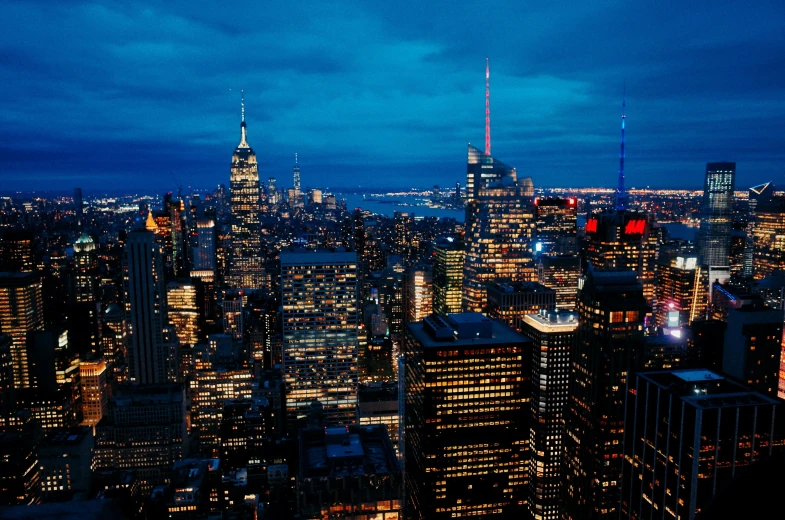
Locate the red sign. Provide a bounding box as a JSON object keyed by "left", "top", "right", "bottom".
{"left": 586, "top": 218, "right": 598, "bottom": 233}
{"left": 624, "top": 219, "right": 646, "bottom": 234}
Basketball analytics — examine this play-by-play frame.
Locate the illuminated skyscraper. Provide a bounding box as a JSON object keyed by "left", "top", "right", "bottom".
{"left": 752, "top": 195, "right": 785, "bottom": 279}
{"left": 537, "top": 255, "right": 581, "bottom": 311}
{"left": 654, "top": 254, "right": 703, "bottom": 327}
{"left": 463, "top": 179, "right": 536, "bottom": 312}
{"left": 0, "top": 231, "right": 34, "bottom": 272}
{"left": 194, "top": 217, "right": 216, "bottom": 273}
{"left": 583, "top": 211, "right": 656, "bottom": 305}
{"left": 79, "top": 359, "right": 108, "bottom": 427}
{"left": 124, "top": 229, "right": 169, "bottom": 385}
{"left": 486, "top": 281, "right": 555, "bottom": 332}
{"left": 562, "top": 269, "right": 648, "bottom": 520}
{"left": 697, "top": 162, "right": 736, "bottom": 267}
{"left": 167, "top": 281, "right": 199, "bottom": 346}
{"left": 228, "top": 94, "right": 263, "bottom": 289}
{"left": 432, "top": 236, "right": 464, "bottom": 316}
{"left": 0, "top": 272, "right": 44, "bottom": 388}
{"left": 534, "top": 197, "right": 578, "bottom": 255}
{"left": 620, "top": 370, "right": 782, "bottom": 520}
{"left": 73, "top": 232, "right": 97, "bottom": 303}
{"left": 520, "top": 311, "right": 577, "bottom": 520}
{"left": 405, "top": 267, "right": 433, "bottom": 323}
{"left": 404, "top": 313, "right": 530, "bottom": 519}
{"left": 281, "top": 251, "right": 359, "bottom": 429}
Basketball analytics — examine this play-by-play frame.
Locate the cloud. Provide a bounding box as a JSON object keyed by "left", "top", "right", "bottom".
{"left": 1, "top": 0, "right": 784, "bottom": 191}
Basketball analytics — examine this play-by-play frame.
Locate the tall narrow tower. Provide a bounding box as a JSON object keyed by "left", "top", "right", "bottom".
{"left": 614, "top": 88, "right": 627, "bottom": 211}
{"left": 485, "top": 58, "right": 491, "bottom": 156}
{"left": 293, "top": 153, "right": 301, "bottom": 192}
{"left": 229, "top": 91, "right": 264, "bottom": 289}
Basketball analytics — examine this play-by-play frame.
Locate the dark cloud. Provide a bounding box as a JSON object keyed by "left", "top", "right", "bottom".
{"left": 1, "top": 0, "right": 784, "bottom": 192}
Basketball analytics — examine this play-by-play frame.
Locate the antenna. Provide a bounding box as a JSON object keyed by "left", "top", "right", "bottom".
{"left": 615, "top": 82, "right": 627, "bottom": 211}
{"left": 485, "top": 58, "right": 491, "bottom": 156}
{"left": 241, "top": 89, "right": 245, "bottom": 123}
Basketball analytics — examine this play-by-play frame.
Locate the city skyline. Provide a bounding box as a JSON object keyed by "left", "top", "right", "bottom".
{"left": 2, "top": 2, "right": 785, "bottom": 191}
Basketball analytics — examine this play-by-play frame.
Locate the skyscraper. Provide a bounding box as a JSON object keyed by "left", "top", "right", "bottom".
{"left": 194, "top": 217, "right": 216, "bottom": 273}
{"left": 752, "top": 194, "right": 785, "bottom": 279}
{"left": 697, "top": 162, "right": 736, "bottom": 267}
{"left": 620, "top": 370, "right": 783, "bottom": 520}
{"left": 405, "top": 266, "right": 433, "bottom": 322}
{"left": 404, "top": 313, "right": 530, "bottom": 519}
{"left": 520, "top": 310, "right": 578, "bottom": 520}
{"left": 562, "top": 268, "right": 648, "bottom": 520}
{"left": 534, "top": 197, "right": 578, "bottom": 255}
{"left": 654, "top": 253, "right": 703, "bottom": 327}
{"left": 228, "top": 94, "right": 263, "bottom": 289}
{"left": 79, "top": 359, "right": 108, "bottom": 427}
{"left": 124, "top": 229, "right": 169, "bottom": 385}
{"left": 463, "top": 179, "right": 536, "bottom": 311}
{"left": 0, "top": 272, "right": 44, "bottom": 388}
{"left": 432, "top": 236, "right": 464, "bottom": 316}
{"left": 73, "top": 232, "right": 97, "bottom": 303}
{"left": 280, "top": 251, "right": 359, "bottom": 429}
{"left": 167, "top": 281, "right": 199, "bottom": 347}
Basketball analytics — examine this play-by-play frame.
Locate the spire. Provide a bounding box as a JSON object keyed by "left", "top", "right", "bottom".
{"left": 615, "top": 83, "right": 627, "bottom": 211}
{"left": 485, "top": 58, "right": 491, "bottom": 156}
{"left": 145, "top": 210, "right": 158, "bottom": 232}
{"left": 238, "top": 90, "right": 249, "bottom": 148}
{"left": 293, "top": 152, "right": 301, "bottom": 191}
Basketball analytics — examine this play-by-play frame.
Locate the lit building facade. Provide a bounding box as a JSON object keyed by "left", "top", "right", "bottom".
{"left": 655, "top": 254, "right": 703, "bottom": 327}
{"left": 281, "top": 251, "right": 359, "bottom": 428}
{"left": 520, "top": 311, "right": 578, "bottom": 520}
{"left": 583, "top": 211, "right": 656, "bottom": 305}
{"left": 190, "top": 367, "right": 253, "bottom": 455}
{"left": 752, "top": 195, "right": 785, "bottom": 280}
{"left": 73, "top": 232, "right": 98, "bottom": 303}
{"left": 404, "top": 313, "right": 530, "bottom": 519}
{"left": 697, "top": 162, "right": 736, "bottom": 268}
{"left": 167, "top": 281, "right": 199, "bottom": 346}
{"left": 463, "top": 182, "right": 537, "bottom": 312}
{"left": 194, "top": 218, "right": 216, "bottom": 274}
{"left": 228, "top": 106, "right": 263, "bottom": 289}
{"left": 0, "top": 272, "right": 44, "bottom": 388}
{"left": 537, "top": 254, "right": 581, "bottom": 311}
{"left": 432, "top": 236, "right": 464, "bottom": 316}
{"left": 79, "top": 359, "right": 108, "bottom": 427}
{"left": 486, "top": 281, "right": 556, "bottom": 332}
{"left": 405, "top": 266, "right": 433, "bottom": 323}
{"left": 534, "top": 197, "right": 578, "bottom": 255}
{"left": 620, "top": 370, "right": 784, "bottom": 520}
{"left": 723, "top": 303, "right": 783, "bottom": 397}
{"left": 562, "top": 269, "right": 648, "bottom": 520}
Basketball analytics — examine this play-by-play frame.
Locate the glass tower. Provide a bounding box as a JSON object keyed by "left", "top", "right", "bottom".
{"left": 697, "top": 162, "right": 736, "bottom": 267}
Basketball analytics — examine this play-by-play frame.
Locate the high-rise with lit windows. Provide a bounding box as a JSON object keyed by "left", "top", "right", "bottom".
{"left": 535, "top": 197, "right": 578, "bottom": 255}
{"left": 167, "top": 281, "right": 199, "bottom": 347}
{"left": 562, "top": 268, "right": 648, "bottom": 520}
{"left": 281, "top": 251, "right": 359, "bottom": 429}
{"left": 73, "top": 232, "right": 97, "bottom": 303}
{"left": 228, "top": 97, "right": 264, "bottom": 289}
{"left": 620, "top": 370, "right": 783, "bottom": 520}
{"left": 405, "top": 266, "right": 433, "bottom": 322}
{"left": 520, "top": 311, "right": 578, "bottom": 520}
{"left": 537, "top": 255, "right": 581, "bottom": 311}
{"left": 463, "top": 178, "right": 536, "bottom": 312}
{"left": 0, "top": 271, "right": 44, "bottom": 388}
{"left": 583, "top": 211, "right": 656, "bottom": 305}
{"left": 79, "top": 359, "right": 108, "bottom": 427}
{"left": 697, "top": 162, "right": 736, "bottom": 268}
{"left": 432, "top": 236, "right": 464, "bottom": 316}
{"left": 404, "top": 313, "right": 530, "bottom": 519}
{"left": 752, "top": 195, "right": 785, "bottom": 280}
{"left": 655, "top": 254, "right": 703, "bottom": 327}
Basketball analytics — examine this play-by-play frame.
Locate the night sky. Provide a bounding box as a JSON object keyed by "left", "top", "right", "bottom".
{"left": 2, "top": 1, "right": 784, "bottom": 192}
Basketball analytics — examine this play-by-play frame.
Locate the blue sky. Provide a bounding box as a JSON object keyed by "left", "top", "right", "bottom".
{"left": 1, "top": 1, "right": 784, "bottom": 192}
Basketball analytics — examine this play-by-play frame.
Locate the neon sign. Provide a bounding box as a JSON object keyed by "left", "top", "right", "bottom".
{"left": 586, "top": 219, "right": 598, "bottom": 233}
{"left": 624, "top": 219, "right": 646, "bottom": 234}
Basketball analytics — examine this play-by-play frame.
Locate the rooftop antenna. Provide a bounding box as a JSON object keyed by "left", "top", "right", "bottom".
{"left": 485, "top": 58, "right": 491, "bottom": 156}
{"left": 615, "top": 82, "right": 627, "bottom": 211}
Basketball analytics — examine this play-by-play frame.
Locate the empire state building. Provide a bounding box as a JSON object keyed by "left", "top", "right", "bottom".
{"left": 228, "top": 97, "right": 264, "bottom": 289}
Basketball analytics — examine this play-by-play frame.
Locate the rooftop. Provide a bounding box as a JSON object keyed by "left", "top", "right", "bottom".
{"left": 639, "top": 370, "right": 780, "bottom": 409}
{"left": 300, "top": 424, "right": 400, "bottom": 480}
{"left": 280, "top": 250, "right": 357, "bottom": 266}
{"left": 409, "top": 313, "right": 526, "bottom": 346}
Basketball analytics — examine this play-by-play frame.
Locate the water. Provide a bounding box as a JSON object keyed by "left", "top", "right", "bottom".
{"left": 337, "top": 193, "right": 464, "bottom": 221}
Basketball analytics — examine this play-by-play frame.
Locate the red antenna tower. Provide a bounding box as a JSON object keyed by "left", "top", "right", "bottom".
{"left": 485, "top": 57, "right": 491, "bottom": 156}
